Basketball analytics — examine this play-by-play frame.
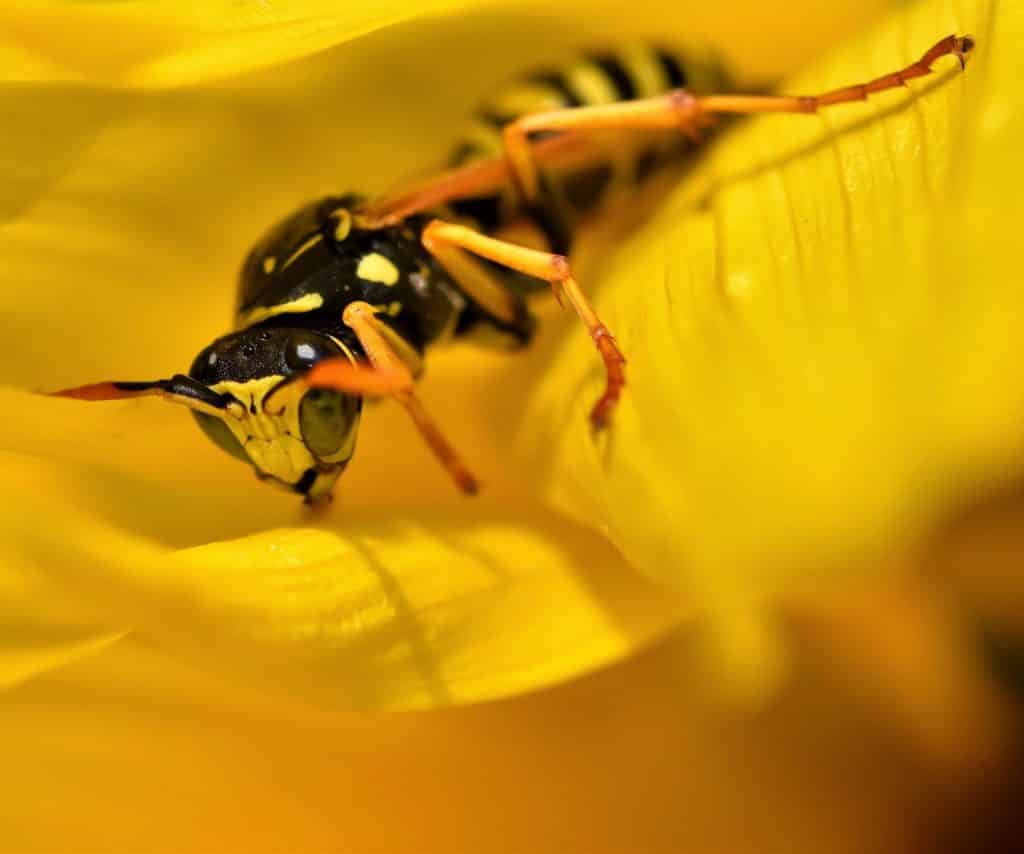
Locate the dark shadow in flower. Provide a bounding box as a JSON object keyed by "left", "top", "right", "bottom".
{"left": 343, "top": 533, "right": 453, "bottom": 706}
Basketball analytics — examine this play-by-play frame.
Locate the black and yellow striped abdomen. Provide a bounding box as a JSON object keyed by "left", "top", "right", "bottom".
{"left": 447, "top": 43, "right": 731, "bottom": 250}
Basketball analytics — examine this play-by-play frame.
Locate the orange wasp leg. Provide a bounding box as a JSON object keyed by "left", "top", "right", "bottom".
{"left": 503, "top": 34, "right": 975, "bottom": 201}
{"left": 262, "top": 358, "right": 415, "bottom": 419}
{"left": 301, "top": 360, "right": 413, "bottom": 397}
{"left": 358, "top": 133, "right": 597, "bottom": 227}
{"left": 422, "top": 221, "right": 625, "bottom": 428}
{"left": 313, "top": 301, "right": 480, "bottom": 495}
{"left": 421, "top": 238, "right": 524, "bottom": 326}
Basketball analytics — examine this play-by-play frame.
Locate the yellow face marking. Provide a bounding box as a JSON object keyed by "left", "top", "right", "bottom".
{"left": 210, "top": 376, "right": 313, "bottom": 483}
{"left": 236, "top": 292, "right": 324, "bottom": 329}
{"left": 332, "top": 209, "right": 352, "bottom": 242}
{"left": 618, "top": 44, "right": 668, "bottom": 98}
{"left": 566, "top": 60, "right": 620, "bottom": 106}
{"left": 357, "top": 252, "right": 400, "bottom": 286}
{"left": 204, "top": 374, "right": 357, "bottom": 502}
{"left": 281, "top": 232, "right": 323, "bottom": 271}
{"left": 262, "top": 255, "right": 277, "bottom": 275}
{"left": 210, "top": 375, "right": 357, "bottom": 482}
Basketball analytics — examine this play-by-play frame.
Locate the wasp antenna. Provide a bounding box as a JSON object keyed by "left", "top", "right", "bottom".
{"left": 52, "top": 380, "right": 148, "bottom": 401}
{"left": 51, "top": 375, "right": 233, "bottom": 418}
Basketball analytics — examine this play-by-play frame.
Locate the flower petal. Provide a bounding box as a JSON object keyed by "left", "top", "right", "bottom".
{"left": 0, "top": 452, "right": 128, "bottom": 687}
{"left": 0, "top": 0, "right": 905, "bottom": 703}
{"left": 0, "top": 1, "right": 892, "bottom": 404}
{"left": 0, "top": 626, "right": 123, "bottom": 690}
{"left": 0, "top": 0, "right": 891, "bottom": 88}
{"left": 0, "top": 430, "right": 681, "bottom": 708}
{"left": 0, "top": 0, "right": 489, "bottom": 87}
{"left": 0, "top": 613, "right": 1013, "bottom": 852}
{"left": 518, "top": 0, "right": 1013, "bottom": 658}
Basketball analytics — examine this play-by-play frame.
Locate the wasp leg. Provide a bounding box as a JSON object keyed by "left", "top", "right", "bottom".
{"left": 362, "top": 34, "right": 973, "bottom": 220}
{"left": 502, "top": 34, "right": 975, "bottom": 201}
{"left": 423, "top": 221, "right": 625, "bottom": 428}
{"left": 289, "top": 360, "right": 414, "bottom": 398}
{"left": 358, "top": 133, "right": 597, "bottom": 227}
{"left": 421, "top": 236, "right": 525, "bottom": 326}
{"left": 336, "top": 301, "right": 479, "bottom": 495}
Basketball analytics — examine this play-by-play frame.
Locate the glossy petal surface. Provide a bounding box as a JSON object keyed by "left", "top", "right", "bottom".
{"left": 4, "top": 1, "right": 783, "bottom": 703}
{"left": 517, "top": 0, "right": 1014, "bottom": 682}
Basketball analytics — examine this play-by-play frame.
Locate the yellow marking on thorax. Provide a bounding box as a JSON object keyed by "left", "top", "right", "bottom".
{"left": 370, "top": 300, "right": 404, "bottom": 318}
{"left": 332, "top": 209, "right": 352, "bottom": 242}
{"left": 357, "top": 252, "right": 400, "bottom": 286}
{"left": 262, "top": 255, "right": 277, "bottom": 274}
{"left": 617, "top": 44, "right": 670, "bottom": 98}
{"left": 236, "top": 292, "right": 324, "bottom": 329}
{"left": 566, "top": 60, "right": 620, "bottom": 105}
{"left": 281, "top": 232, "right": 323, "bottom": 271}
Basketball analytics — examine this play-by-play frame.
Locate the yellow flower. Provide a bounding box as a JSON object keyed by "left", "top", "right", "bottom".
{"left": 2, "top": 0, "right": 1023, "bottom": 848}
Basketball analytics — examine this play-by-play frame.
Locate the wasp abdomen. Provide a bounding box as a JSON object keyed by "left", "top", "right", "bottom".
{"left": 446, "top": 44, "right": 730, "bottom": 247}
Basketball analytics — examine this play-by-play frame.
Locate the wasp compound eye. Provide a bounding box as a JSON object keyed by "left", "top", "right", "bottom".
{"left": 192, "top": 411, "right": 249, "bottom": 463}
{"left": 299, "top": 388, "right": 362, "bottom": 458}
{"left": 284, "top": 332, "right": 342, "bottom": 373}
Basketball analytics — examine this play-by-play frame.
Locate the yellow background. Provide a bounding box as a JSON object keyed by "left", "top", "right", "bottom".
{"left": 2, "top": 0, "right": 1022, "bottom": 849}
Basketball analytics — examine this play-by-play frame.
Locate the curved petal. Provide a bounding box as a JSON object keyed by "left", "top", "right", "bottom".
{"left": 0, "top": 452, "right": 129, "bottom": 687}
{"left": 0, "top": 420, "right": 681, "bottom": 708}
{"left": 0, "top": 627, "right": 123, "bottom": 689}
{"left": 0, "top": 0, "right": 890, "bottom": 88}
{"left": 0, "top": 0, "right": 903, "bottom": 703}
{"left": 0, "top": 1, "right": 891, "bottom": 402}
{"left": 0, "top": 610, "right": 1014, "bottom": 852}
{"left": 518, "top": 1, "right": 1011, "bottom": 637}
{"left": 0, "top": 0, "right": 486, "bottom": 87}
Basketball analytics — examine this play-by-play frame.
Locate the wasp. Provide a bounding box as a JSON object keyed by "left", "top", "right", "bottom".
{"left": 55, "top": 35, "right": 974, "bottom": 502}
